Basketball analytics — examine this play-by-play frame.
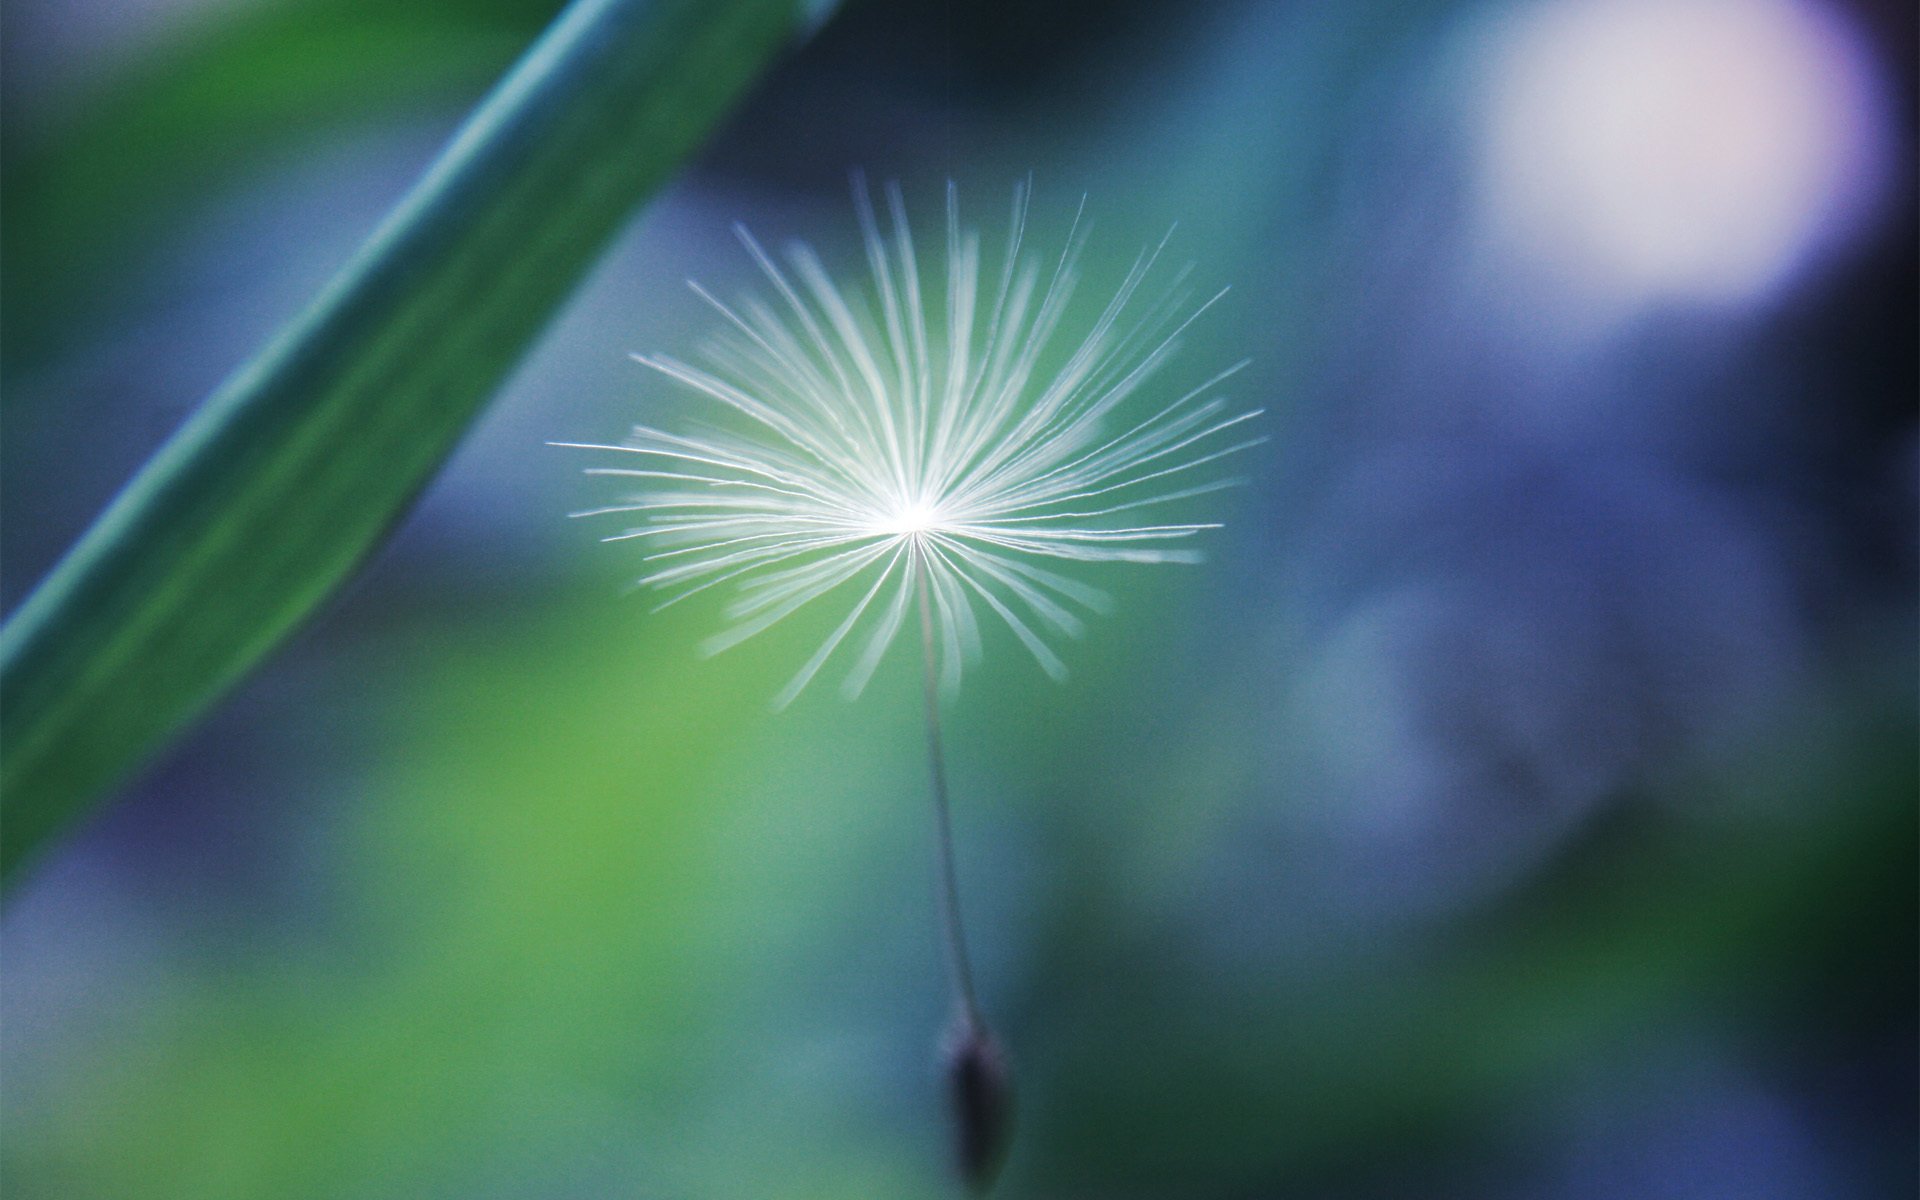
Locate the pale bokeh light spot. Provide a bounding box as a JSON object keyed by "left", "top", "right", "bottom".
{"left": 1476, "top": 0, "right": 1887, "bottom": 312}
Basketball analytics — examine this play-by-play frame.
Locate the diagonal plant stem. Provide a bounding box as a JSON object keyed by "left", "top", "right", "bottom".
{"left": 915, "top": 538, "right": 983, "bottom": 1030}
{"left": 0, "top": 0, "right": 835, "bottom": 890}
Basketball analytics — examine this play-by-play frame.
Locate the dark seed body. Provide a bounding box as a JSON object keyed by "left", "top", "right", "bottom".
{"left": 944, "top": 1019, "right": 1015, "bottom": 1193}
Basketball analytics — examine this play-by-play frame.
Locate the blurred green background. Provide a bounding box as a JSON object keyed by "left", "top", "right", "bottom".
{"left": 3, "top": 0, "right": 1915, "bottom": 1197}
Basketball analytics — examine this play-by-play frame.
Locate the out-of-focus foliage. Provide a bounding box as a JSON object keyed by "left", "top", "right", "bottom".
{"left": 1, "top": 0, "right": 562, "bottom": 369}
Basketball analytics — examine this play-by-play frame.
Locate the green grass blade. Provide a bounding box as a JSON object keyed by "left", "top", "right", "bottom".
{"left": 0, "top": 0, "right": 830, "bottom": 886}
{"left": 2, "top": 0, "right": 558, "bottom": 368}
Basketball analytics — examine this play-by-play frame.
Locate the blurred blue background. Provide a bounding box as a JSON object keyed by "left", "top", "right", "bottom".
{"left": 2, "top": 0, "right": 1914, "bottom": 1196}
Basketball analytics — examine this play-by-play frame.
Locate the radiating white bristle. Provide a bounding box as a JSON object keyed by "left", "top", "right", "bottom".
{"left": 561, "top": 180, "right": 1261, "bottom": 706}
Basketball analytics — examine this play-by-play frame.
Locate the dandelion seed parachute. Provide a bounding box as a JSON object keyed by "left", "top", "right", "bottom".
{"left": 561, "top": 180, "right": 1261, "bottom": 707}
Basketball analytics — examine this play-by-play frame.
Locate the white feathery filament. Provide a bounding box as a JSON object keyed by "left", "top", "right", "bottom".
{"left": 560, "top": 179, "right": 1261, "bottom": 707}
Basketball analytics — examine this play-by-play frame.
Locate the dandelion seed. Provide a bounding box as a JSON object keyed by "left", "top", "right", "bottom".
{"left": 558, "top": 180, "right": 1256, "bottom": 1194}
{"left": 558, "top": 179, "right": 1261, "bottom": 707}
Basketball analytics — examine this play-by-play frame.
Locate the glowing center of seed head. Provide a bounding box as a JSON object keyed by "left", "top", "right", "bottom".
{"left": 880, "top": 502, "right": 938, "bottom": 537}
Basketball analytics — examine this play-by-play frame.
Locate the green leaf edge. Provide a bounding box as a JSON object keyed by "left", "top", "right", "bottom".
{"left": 0, "top": 0, "right": 829, "bottom": 887}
